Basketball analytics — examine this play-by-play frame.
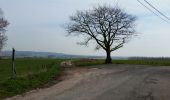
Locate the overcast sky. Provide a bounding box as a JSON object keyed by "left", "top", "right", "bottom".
{"left": 0, "top": 0, "right": 170, "bottom": 57}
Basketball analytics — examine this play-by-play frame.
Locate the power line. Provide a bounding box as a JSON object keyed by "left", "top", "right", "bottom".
{"left": 136, "top": 0, "right": 170, "bottom": 24}
{"left": 143, "top": 0, "right": 170, "bottom": 21}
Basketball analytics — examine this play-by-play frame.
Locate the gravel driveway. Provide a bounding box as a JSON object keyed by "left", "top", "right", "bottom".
{"left": 6, "top": 64, "right": 170, "bottom": 100}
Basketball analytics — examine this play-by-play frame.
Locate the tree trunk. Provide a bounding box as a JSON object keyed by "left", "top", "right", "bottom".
{"left": 105, "top": 50, "right": 112, "bottom": 64}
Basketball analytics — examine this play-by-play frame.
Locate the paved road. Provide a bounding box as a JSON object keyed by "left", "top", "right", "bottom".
{"left": 6, "top": 64, "right": 170, "bottom": 100}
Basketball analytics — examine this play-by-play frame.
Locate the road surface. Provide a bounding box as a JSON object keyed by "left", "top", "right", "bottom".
{"left": 6, "top": 64, "right": 170, "bottom": 100}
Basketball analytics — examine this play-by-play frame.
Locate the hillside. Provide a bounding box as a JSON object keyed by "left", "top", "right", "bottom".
{"left": 1, "top": 51, "right": 105, "bottom": 59}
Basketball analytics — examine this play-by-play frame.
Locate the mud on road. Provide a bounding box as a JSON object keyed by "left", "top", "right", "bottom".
{"left": 6, "top": 64, "right": 170, "bottom": 100}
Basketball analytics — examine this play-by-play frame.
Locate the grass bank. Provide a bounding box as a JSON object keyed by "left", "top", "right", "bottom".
{"left": 0, "top": 58, "right": 64, "bottom": 99}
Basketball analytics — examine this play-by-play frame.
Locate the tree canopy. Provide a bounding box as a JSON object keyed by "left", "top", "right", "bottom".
{"left": 0, "top": 8, "right": 9, "bottom": 53}
{"left": 66, "top": 5, "right": 137, "bottom": 63}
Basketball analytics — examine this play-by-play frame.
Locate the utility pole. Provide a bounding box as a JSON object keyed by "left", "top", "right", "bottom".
{"left": 12, "top": 48, "right": 16, "bottom": 78}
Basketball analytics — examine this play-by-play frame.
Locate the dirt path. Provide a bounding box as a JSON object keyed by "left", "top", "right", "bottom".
{"left": 5, "top": 64, "right": 170, "bottom": 100}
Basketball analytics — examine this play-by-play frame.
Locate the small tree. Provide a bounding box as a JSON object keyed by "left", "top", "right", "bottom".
{"left": 66, "top": 5, "right": 137, "bottom": 64}
{"left": 0, "top": 8, "right": 8, "bottom": 54}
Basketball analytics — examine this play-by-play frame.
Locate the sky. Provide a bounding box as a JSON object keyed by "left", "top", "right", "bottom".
{"left": 0, "top": 0, "right": 170, "bottom": 57}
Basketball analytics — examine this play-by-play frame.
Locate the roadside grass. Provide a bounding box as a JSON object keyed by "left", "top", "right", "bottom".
{"left": 73, "top": 59, "right": 104, "bottom": 67}
{"left": 0, "top": 58, "right": 64, "bottom": 99}
{"left": 112, "top": 60, "right": 170, "bottom": 66}
{"left": 73, "top": 59, "right": 170, "bottom": 67}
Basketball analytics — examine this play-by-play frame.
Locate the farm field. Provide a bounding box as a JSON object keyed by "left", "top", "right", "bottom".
{"left": 74, "top": 59, "right": 170, "bottom": 67}
{"left": 1, "top": 58, "right": 170, "bottom": 99}
{"left": 0, "top": 58, "right": 64, "bottom": 99}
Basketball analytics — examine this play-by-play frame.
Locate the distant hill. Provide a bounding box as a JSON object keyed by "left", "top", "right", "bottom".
{"left": 1, "top": 51, "right": 105, "bottom": 59}
{"left": 1, "top": 51, "right": 128, "bottom": 59}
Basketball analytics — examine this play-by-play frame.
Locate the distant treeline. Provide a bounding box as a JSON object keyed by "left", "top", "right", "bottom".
{"left": 128, "top": 57, "right": 170, "bottom": 60}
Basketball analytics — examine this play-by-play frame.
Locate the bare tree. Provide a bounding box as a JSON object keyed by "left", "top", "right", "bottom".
{"left": 66, "top": 5, "right": 137, "bottom": 64}
{"left": 0, "top": 8, "right": 8, "bottom": 54}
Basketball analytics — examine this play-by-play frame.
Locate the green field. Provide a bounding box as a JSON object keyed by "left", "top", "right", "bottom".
{"left": 112, "top": 59, "right": 170, "bottom": 66}
{"left": 73, "top": 59, "right": 170, "bottom": 67}
{"left": 1, "top": 58, "right": 170, "bottom": 99}
{"left": 0, "top": 58, "right": 64, "bottom": 99}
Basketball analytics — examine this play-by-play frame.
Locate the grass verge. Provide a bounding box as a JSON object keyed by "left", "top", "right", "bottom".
{"left": 0, "top": 58, "right": 64, "bottom": 99}
{"left": 73, "top": 59, "right": 170, "bottom": 67}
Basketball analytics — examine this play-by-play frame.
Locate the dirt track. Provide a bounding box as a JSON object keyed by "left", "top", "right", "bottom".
{"left": 6, "top": 64, "right": 170, "bottom": 100}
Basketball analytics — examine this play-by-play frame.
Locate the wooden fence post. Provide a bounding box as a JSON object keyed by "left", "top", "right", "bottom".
{"left": 12, "top": 48, "right": 16, "bottom": 78}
